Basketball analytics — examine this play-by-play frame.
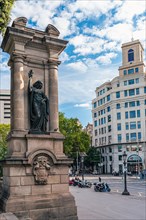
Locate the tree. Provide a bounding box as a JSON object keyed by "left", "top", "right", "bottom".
{"left": 59, "top": 112, "right": 90, "bottom": 160}
{"left": 0, "top": 124, "right": 10, "bottom": 160}
{"left": 0, "top": 124, "right": 10, "bottom": 176}
{"left": 84, "top": 147, "right": 100, "bottom": 171}
{"left": 0, "top": 0, "right": 15, "bottom": 35}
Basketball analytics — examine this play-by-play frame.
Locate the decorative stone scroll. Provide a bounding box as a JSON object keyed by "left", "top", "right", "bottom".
{"left": 33, "top": 155, "right": 51, "bottom": 185}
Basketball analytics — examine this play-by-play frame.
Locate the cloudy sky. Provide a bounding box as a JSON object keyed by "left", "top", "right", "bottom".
{"left": 0, "top": 0, "right": 146, "bottom": 127}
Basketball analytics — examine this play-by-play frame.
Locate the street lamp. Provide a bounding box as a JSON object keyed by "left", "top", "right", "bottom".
{"left": 122, "top": 151, "right": 130, "bottom": 195}
{"left": 80, "top": 152, "right": 86, "bottom": 180}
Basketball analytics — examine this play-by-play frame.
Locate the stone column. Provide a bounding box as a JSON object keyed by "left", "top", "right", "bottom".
{"left": 48, "top": 59, "right": 60, "bottom": 132}
{"left": 11, "top": 54, "right": 25, "bottom": 131}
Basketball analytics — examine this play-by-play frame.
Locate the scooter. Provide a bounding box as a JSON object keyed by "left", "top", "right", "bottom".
{"left": 94, "top": 182, "right": 111, "bottom": 192}
{"left": 78, "top": 179, "right": 92, "bottom": 188}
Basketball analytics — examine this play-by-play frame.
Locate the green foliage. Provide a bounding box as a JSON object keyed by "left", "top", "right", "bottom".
{"left": 0, "top": 0, "right": 15, "bottom": 35}
{"left": 0, "top": 124, "right": 10, "bottom": 160}
{"left": 0, "top": 124, "right": 10, "bottom": 176}
{"left": 59, "top": 112, "right": 90, "bottom": 159}
{"left": 84, "top": 147, "right": 100, "bottom": 169}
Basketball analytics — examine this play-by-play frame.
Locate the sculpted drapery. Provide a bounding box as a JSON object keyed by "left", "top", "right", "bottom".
{"left": 28, "top": 70, "right": 49, "bottom": 133}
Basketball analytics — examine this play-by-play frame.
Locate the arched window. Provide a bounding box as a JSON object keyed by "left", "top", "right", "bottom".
{"left": 128, "top": 49, "right": 134, "bottom": 62}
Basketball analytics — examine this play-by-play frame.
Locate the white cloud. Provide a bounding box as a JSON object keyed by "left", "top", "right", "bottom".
{"left": 114, "top": 0, "right": 145, "bottom": 22}
{"left": 74, "top": 103, "right": 91, "bottom": 109}
{"left": 69, "top": 35, "right": 105, "bottom": 55}
{"left": 96, "top": 52, "right": 118, "bottom": 65}
{"left": 66, "top": 61, "right": 87, "bottom": 72}
{"left": 59, "top": 51, "right": 69, "bottom": 63}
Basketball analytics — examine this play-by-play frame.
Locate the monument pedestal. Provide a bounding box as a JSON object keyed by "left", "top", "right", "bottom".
{"left": 0, "top": 133, "right": 77, "bottom": 220}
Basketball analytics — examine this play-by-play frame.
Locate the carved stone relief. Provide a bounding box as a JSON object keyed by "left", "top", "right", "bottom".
{"left": 32, "top": 155, "right": 51, "bottom": 185}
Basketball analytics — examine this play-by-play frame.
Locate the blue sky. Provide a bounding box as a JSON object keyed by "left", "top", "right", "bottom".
{"left": 0, "top": 0, "right": 146, "bottom": 127}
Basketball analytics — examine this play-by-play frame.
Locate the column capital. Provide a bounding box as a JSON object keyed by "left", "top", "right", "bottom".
{"left": 48, "top": 58, "right": 61, "bottom": 66}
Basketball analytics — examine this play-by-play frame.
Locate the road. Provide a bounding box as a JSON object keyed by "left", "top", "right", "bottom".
{"left": 70, "top": 176, "right": 146, "bottom": 220}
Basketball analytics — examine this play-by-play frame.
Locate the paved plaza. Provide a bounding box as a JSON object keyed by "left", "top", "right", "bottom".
{"left": 70, "top": 175, "right": 146, "bottom": 220}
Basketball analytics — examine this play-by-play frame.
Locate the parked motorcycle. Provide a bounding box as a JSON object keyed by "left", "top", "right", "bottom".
{"left": 94, "top": 182, "right": 111, "bottom": 192}
{"left": 78, "top": 179, "right": 92, "bottom": 188}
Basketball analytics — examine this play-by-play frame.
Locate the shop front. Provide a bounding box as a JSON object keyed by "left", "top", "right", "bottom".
{"left": 127, "top": 154, "right": 142, "bottom": 174}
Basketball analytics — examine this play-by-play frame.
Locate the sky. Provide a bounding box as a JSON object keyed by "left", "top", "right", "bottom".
{"left": 0, "top": 0, "right": 146, "bottom": 127}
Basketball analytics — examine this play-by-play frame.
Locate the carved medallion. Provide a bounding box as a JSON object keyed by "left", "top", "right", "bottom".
{"left": 33, "top": 155, "right": 51, "bottom": 185}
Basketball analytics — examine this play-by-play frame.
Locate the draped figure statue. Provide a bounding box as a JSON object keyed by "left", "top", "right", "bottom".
{"left": 28, "top": 70, "right": 49, "bottom": 133}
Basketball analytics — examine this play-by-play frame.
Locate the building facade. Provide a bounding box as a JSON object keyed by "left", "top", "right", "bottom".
{"left": 0, "top": 89, "right": 11, "bottom": 124}
{"left": 83, "top": 123, "right": 93, "bottom": 146}
{"left": 92, "top": 40, "right": 146, "bottom": 174}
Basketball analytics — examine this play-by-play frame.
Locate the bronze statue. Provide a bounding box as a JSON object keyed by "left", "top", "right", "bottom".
{"left": 28, "top": 70, "right": 49, "bottom": 133}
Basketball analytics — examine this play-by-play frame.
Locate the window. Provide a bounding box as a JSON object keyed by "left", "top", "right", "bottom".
{"left": 124, "top": 81, "right": 127, "bottom": 86}
{"left": 136, "top": 88, "right": 139, "bottom": 95}
{"left": 135, "top": 68, "right": 139, "bottom": 73}
{"left": 126, "top": 133, "right": 129, "bottom": 141}
{"left": 95, "top": 130, "right": 97, "bottom": 136}
{"left": 108, "top": 115, "right": 111, "bottom": 122}
{"left": 107, "top": 106, "right": 111, "bottom": 112}
{"left": 108, "top": 125, "right": 111, "bottom": 132}
{"left": 116, "top": 91, "right": 120, "bottom": 98}
{"left": 123, "top": 70, "right": 127, "bottom": 75}
{"left": 93, "top": 102, "right": 97, "bottom": 108}
{"left": 130, "top": 133, "right": 136, "bottom": 141}
{"left": 117, "top": 83, "right": 120, "bottom": 87}
{"left": 125, "top": 112, "right": 128, "bottom": 119}
{"left": 107, "top": 95, "right": 110, "bottom": 101}
{"left": 117, "top": 112, "right": 121, "bottom": 120}
{"left": 94, "top": 112, "right": 97, "bottom": 118}
{"left": 117, "top": 134, "right": 122, "bottom": 142}
{"left": 136, "top": 101, "right": 140, "bottom": 106}
{"left": 137, "top": 121, "right": 141, "bottom": 129}
{"left": 109, "top": 156, "right": 112, "bottom": 161}
{"left": 128, "top": 49, "right": 134, "bottom": 62}
{"left": 128, "top": 68, "right": 134, "bottom": 74}
{"left": 130, "top": 122, "right": 136, "bottom": 129}
{"left": 137, "top": 110, "right": 140, "bottom": 117}
{"left": 118, "top": 155, "right": 122, "bottom": 161}
{"left": 138, "top": 132, "right": 141, "bottom": 140}
{"left": 129, "top": 89, "right": 135, "bottom": 96}
{"left": 94, "top": 120, "right": 97, "bottom": 127}
{"left": 125, "top": 122, "right": 129, "bottom": 130}
{"left": 144, "top": 87, "right": 146, "bottom": 93}
{"left": 135, "top": 78, "right": 139, "bottom": 83}
{"left": 118, "top": 145, "right": 122, "bottom": 152}
{"left": 117, "top": 123, "right": 121, "bottom": 131}
{"left": 129, "top": 101, "right": 135, "bottom": 107}
{"left": 128, "top": 79, "right": 134, "bottom": 85}
{"left": 130, "top": 111, "right": 136, "bottom": 118}
{"left": 125, "top": 102, "right": 128, "bottom": 108}
{"left": 108, "top": 136, "right": 112, "bottom": 144}
{"left": 145, "top": 100, "right": 146, "bottom": 105}
{"left": 109, "top": 147, "right": 112, "bottom": 153}
{"left": 116, "top": 103, "right": 120, "bottom": 109}
{"left": 124, "top": 90, "right": 128, "bottom": 97}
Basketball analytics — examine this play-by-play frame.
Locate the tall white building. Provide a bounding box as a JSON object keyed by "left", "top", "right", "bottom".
{"left": 0, "top": 89, "right": 11, "bottom": 124}
{"left": 92, "top": 40, "right": 146, "bottom": 174}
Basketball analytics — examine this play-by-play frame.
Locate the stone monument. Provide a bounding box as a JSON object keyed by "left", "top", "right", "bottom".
{"left": 0, "top": 17, "right": 78, "bottom": 220}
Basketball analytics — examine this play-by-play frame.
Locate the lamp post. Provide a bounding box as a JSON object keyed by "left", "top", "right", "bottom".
{"left": 122, "top": 151, "right": 130, "bottom": 195}
{"left": 80, "top": 152, "right": 86, "bottom": 180}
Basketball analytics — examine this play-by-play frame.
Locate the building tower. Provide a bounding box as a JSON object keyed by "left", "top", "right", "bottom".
{"left": 92, "top": 40, "right": 146, "bottom": 174}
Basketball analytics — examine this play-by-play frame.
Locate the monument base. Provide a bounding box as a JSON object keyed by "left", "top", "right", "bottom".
{"left": 1, "top": 193, "right": 77, "bottom": 220}
{"left": 0, "top": 133, "right": 78, "bottom": 220}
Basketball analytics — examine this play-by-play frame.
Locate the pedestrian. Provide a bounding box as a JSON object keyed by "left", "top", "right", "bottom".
{"left": 99, "top": 176, "right": 101, "bottom": 182}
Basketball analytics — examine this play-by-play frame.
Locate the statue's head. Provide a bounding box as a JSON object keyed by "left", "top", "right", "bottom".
{"left": 33, "top": 80, "right": 43, "bottom": 89}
